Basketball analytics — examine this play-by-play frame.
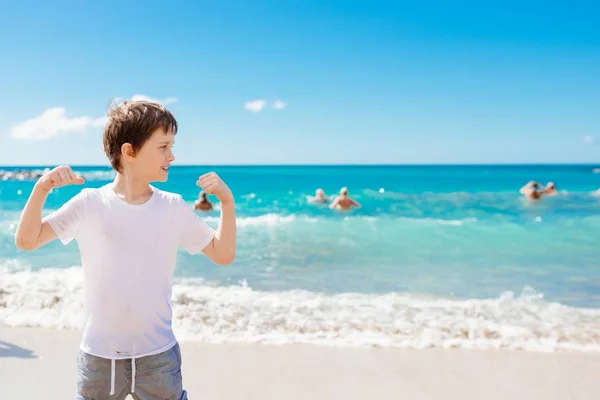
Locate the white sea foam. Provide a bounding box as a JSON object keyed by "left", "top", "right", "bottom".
{"left": 426, "top": 217, "right": 478, "bottom": 226}
{"left": 1, "top": 265, "right": 599, "bottom": 352}
{"left": 201, "top": 214, "right": 475, "bottom": 227}
{"left": 203, "top": 214, "right": 319, "bottom": 227}
{"left": 201, "top": 214, "right": 473, "bottom": 227}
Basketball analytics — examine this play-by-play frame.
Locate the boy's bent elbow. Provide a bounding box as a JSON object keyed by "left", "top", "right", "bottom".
{"left": 215, "top": 252, "right": 236, "bottom": 266}
{"left": 15, "top": 236, "right": 37, "bottom": 251}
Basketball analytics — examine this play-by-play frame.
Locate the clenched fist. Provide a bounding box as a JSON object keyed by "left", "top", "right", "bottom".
{"left": 196, "top": 172, "right": 233, "bottom": 204}
{"left": 37, "top": 165, "right": 85, "bottom": 191}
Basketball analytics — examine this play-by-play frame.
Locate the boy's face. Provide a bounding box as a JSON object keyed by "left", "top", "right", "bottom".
{"left": 131, "top": 127, "right": 175, "bottom": 182}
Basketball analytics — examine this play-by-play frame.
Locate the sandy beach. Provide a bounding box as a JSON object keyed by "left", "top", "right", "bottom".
{"left": 0, "top": 327, "right": 598, "bottom": 400}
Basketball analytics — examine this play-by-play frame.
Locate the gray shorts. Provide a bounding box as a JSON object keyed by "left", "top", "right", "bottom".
{"left": 75, "top": 342, "right": 187, "bottom": 400}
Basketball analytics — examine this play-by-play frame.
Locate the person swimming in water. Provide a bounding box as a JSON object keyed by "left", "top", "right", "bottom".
{"left": 543, "top": 182, "right": 557, "bottom": 196}
{"left": 194, "top": 190, "right": 213, "bottom": 211}
{"left": 520, "top": 180, "right": 559, "bottom": 200}
{"left": 311, "top": 188, "right": 328, "bottom": 203}
{"left": 329, "top": 187, "right": 361, "bottom": 210}
{"left": 520, "top": 181, "right": 544, "bottom": 200}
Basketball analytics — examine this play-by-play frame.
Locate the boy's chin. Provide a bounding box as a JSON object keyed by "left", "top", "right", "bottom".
{"left": 151, "top": 174, "right": 169, "bottom": 183}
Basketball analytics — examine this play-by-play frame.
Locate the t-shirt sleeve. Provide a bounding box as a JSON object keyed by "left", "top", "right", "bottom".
{"left": 43, "top": 189, "right": 88, "bottom": 245}
{"left": 177, "top": 196, "right": 216, "bottom": 255}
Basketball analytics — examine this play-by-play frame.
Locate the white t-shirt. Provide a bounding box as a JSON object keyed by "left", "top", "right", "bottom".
{"left": 45, "top": 184, "right": 215, "bottom": 359}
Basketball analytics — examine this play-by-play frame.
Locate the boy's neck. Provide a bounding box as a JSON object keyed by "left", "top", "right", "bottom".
{"left": 112, "top": 172, "right": 153, "bottom": 204}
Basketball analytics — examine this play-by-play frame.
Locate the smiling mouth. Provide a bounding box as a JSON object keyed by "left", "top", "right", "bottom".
{"left": 161, "top": 166, "right": 169, "bottom": 171}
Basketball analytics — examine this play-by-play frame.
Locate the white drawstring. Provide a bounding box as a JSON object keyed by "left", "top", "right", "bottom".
{"left": 110, "top": 359, "right": 116, "bottom": 395}
{"left": 108, "top": 356, "right": 137, "bottom": 395}
{"left": 131, "top": 358, "right": 137, "bottom": 393}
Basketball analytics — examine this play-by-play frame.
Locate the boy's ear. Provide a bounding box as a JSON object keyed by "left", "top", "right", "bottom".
{"left": 121, "top": 143, "right": 136, "bottom": 163}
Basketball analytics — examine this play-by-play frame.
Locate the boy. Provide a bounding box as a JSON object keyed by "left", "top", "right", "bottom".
{"left": 14, "top": 100, "right": 236, "bottom": 400}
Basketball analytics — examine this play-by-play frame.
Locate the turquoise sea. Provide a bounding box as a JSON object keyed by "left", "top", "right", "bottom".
{"left": 1, "top": 165, "right": 600, "bottom": 351}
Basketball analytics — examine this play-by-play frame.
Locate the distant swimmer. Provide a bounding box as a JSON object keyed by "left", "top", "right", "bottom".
{"left": 309, "top": 188, "right": 328, "bottom": 204}
{"left": 194, "top": 191, "right": 213, "bottom": 211}
{"left": 519, "top": 181, "right": 544, "bottom": 200}
{"left": 543, "top": 182, "right": 558, "bottom": 196}
{"left": 329, "top": 187, "right": 361, "bottom": 210}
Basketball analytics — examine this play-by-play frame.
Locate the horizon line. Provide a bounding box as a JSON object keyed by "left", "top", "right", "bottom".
{"left": 1, "top": 162, "right": 599, "bottom": 168}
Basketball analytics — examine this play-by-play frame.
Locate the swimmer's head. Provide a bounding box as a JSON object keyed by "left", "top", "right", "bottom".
{"left": 547, "top": 182, "right": 556, "bottom": 189}
{"left": 200, "top": 191, "right": 207, "bottom": 200}
{"left": 340, "top": 186, "right": 348, "bottom": 196}
{"left": 316, "top": 188, "right": 325, "bottom": 197}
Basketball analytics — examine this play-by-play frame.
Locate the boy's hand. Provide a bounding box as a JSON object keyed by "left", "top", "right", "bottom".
{"left": 197, "top": 172, "right": 233, "bottom": 204}
{"left": 37, "top": 165, "right": 85, "bottom": 192}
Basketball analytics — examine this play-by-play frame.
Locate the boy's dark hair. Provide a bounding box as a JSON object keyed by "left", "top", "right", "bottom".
{"left": 103, "top": 100, "right": 178, "bottom": 172}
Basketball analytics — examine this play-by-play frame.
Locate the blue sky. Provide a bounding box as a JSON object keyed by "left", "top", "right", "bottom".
{"left": 0, "top": 1, "right": 599, "bottom": 165}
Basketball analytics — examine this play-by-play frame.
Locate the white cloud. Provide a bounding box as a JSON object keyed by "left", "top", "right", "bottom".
{"left": 273, "top": 100, "right": 288, "bottom": 110}
{"left": 583, "top": 135, "right": 594, "bottom": 144}
{"left": 130, "top": 94, "right": 178, "bottom": 105}
{"left": 244, "top": 99, "right": 266, "bottom": 113}
{"left": 244, "top": 99, "right": 288, "bottom": 112}
{"left": 10, "top": 108, "right": 106, "bottom": 141}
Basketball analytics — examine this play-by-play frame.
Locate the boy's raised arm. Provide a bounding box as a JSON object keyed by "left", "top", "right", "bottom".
{"left": 203, "top": 197, "right": 236, "bottom": 265}
{"left": 197, "top": 172, "right": 236, "bottom": 265}
{"left": 15, "top": 166, "right": 85, "bottom": 251}
{"left": 15, "top": 184, "right": 55, "bottom": 250}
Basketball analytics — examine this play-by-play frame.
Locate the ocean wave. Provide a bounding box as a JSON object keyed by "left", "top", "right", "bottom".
{"left": 202, "top": 213, "right": 319, "bottom": 227}
{"left": 201, "top": 214, "right": 474, "bottom": 227}
{"left": 1, "top": 266, "right": 599, "bottom": 352}
{"left": 0, "top": 210, "right": 577, "bottom": 236}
